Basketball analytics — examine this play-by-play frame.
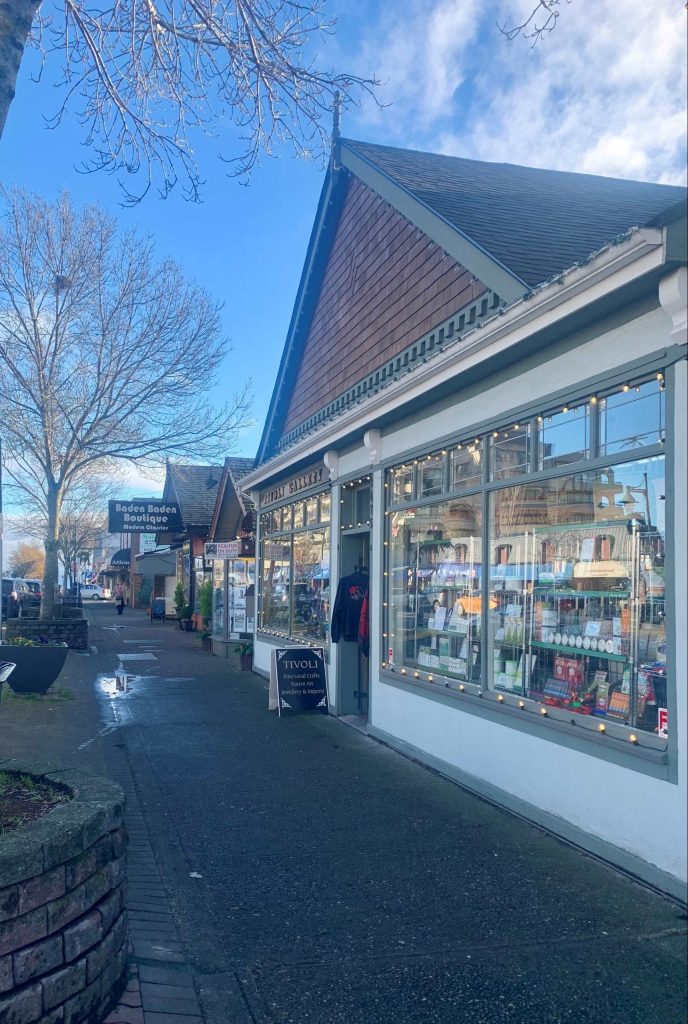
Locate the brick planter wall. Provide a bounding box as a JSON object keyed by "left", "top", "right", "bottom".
{"left": 0, "top": 762, "right": 128, "bottom": 1023}
{"left": 5, "top": 620, "right": 89, "bottom": 651}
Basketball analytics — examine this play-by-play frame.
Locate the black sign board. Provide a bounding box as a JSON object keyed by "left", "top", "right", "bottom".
{"left": 108, "top": 499, "right": 183, "bottom": 534}
{"left": 274, "top": 647, "right": 328, "bottom": 716}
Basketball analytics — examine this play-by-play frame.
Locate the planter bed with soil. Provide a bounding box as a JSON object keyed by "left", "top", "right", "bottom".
{"left": 0, "top": 762, "right": 128, "bottom": 1022}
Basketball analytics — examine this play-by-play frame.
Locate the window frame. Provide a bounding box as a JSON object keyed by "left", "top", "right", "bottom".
{"left": 258, "top": 487, "right": 331, "bottom": 645}
{"left": 381, "top": 367, "right": 672, "bottom": 768}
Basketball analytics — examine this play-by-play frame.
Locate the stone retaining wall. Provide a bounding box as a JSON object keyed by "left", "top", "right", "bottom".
{"left": 4, "top": 620, "right": 89, "bottom": 651}
{"left": 0, "top": 763, "right": 128, "bottom": 1023}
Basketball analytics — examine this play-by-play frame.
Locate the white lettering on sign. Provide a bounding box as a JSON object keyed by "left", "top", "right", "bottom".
{"left": 114, "top": 502, "right": 178, "bottom": 514}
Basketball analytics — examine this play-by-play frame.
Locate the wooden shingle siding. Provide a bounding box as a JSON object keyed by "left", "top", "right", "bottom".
{"left": 281, "top": 177, "right": 487, "bottom": 435}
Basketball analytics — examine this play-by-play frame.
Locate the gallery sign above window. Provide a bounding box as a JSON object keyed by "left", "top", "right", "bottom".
{"left": 259, "top": 463, "right": 326, "bottom": 508}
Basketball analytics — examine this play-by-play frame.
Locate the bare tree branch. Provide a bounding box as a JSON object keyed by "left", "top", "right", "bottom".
{"left": 0, "top": 186, "right": 253, "bottom": 616}
{"left": 0, "top": 1, "right": 379, "bottom": 203}
{"left": 498, "top": 1, "right": 571, "bottom": 46}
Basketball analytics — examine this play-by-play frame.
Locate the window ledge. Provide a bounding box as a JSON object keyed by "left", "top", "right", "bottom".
{"left": 378, "top": 669, "right": 670, "bottom": 774}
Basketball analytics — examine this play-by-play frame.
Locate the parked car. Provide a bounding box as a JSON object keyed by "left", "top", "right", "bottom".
{"left": 1, "top": 577, "right": 32, "bottom": 618}
{"left": 79, "top": 583, "right": 112, "bottom": 600}
{"left": 24, "top": 579, "right": 43, "bottom": 607}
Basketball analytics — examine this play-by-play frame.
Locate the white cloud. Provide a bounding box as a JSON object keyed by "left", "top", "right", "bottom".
{"left": 353, "top": 0, "right": 480, "bottom": 130}
{"left": 119, "top": 463, "right": 165, "bottom": 498}
{"left": 347, "top": 0, "right": 687, "bottom": 184}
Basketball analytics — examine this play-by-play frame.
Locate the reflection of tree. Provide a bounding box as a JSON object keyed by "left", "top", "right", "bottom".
{"left": 293, "top": 530, "right": 328, "bottom": 581}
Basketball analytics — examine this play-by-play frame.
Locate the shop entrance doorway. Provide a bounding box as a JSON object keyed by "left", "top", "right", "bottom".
{"left": 336, "top": 530, "right": 371, "bottom": 725}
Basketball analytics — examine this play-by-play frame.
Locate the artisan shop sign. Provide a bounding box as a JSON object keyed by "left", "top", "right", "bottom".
{"left": 270, "top": 647, "right": 328, "bottom": 716}
{"left": 260, "top": 464, "right": 326, "bottom": 508}
{"left": 108, "top": 499, "right": 182, "bottom": 534}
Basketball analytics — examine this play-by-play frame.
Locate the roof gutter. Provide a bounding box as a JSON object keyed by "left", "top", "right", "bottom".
{"left": 242, "top": 226, "right": 665, "bottom": 491}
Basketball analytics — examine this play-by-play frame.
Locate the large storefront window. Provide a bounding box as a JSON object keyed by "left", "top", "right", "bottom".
{"left": 260, "top": 493, "right": 331, "bottom": 642}
{"left": 212, "top": 561, "right": 224, "bottom": 636}
{"left": 488, "top": 456, "right": 665, "bottom": 734}
{"left": 386, "top": 496, "right": 482, "bottom": 687}
{"left": 383, "top": 371, "right": 669, "bottom": 745}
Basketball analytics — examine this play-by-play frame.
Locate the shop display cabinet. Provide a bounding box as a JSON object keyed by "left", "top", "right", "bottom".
{"left": 409, "top": 537, "right": 483, "bottom": 684}
{"left": 491, "top": 519, "right": 667, "bottom": 733}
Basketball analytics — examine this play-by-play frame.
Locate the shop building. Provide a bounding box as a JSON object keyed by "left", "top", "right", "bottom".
{"left": 204, "top": 457, "right": 256, "bottom": 655}
{"left": 241, "top": 140, "right": 688, "bottom": 898}
{"left": 157, "top": 462, "right": 223, "bottom": 629}
{"left": 132, "top": 548, "right": 177, "bottom": 614}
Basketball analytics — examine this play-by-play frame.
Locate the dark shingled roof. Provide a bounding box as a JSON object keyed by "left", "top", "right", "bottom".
{"left": 224, "top": 457, "right": 256, "bottom": 513}
{"left": 344, "top": 140, "right": 687, "bottom": 289}
{"left": 167, "top": 463, "right": 224, "bottom": 528}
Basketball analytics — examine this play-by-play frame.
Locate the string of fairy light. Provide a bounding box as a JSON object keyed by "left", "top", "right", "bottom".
{"left": 380, "top": 373, "right": 665, "bottom": 749}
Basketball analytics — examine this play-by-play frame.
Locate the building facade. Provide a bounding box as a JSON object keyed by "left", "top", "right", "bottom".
{"left": 242, "top": 140, "right": 688, "bottom": 898}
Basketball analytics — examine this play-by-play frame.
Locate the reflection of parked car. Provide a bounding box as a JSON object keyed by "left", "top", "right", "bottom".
{"left": 2, "top": 577, "right": 32, "bottom": 617}
{"left": 453, "top": 593, "right": 499, "bottom": 616}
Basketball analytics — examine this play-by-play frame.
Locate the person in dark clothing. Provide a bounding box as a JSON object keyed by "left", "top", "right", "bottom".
{"left": 115, "top": 582, "right": 126, "bottom": 616}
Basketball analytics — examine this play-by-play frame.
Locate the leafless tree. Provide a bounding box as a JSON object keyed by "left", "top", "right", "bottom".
{"left": 498, "top": 1, "right": 570, "bottom": 45}
{"left": 0, "top": 1, "right": 377, "bottom": 202}
{"left": 0, "top": 186, "right": 252, "bottom": 618}
{"left": 19, "top": 470, "right": 122, "bottom": 592}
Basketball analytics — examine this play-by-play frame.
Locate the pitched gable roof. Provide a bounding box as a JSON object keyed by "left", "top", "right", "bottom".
{"left": 208, "top": 456, "right": 256, "bottom": 541}
{"left": 165, "top": 463, "right": 223, "bottom": 529}
{"left": 256, "top": 138, "right": 686, "bottom": 465}
{"left": 343, "top": 140, "right": 686, "bottom": 290}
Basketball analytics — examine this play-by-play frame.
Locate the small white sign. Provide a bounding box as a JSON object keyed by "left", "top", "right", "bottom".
{"left": 205, "top": 541, "right": 241, "bottom": 560}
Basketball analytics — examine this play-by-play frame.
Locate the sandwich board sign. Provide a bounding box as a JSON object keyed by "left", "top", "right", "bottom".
{"left": 269, "top": 647, "right": 328, "bottom": 716}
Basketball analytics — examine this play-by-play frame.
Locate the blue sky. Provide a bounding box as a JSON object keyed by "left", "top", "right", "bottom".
{"left": 1, "top": 0, "right": 686, "bottom": 506}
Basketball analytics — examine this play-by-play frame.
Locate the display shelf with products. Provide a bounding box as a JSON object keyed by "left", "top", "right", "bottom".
{"left": 490, "top": 515, "right": 667, "bottom": 734}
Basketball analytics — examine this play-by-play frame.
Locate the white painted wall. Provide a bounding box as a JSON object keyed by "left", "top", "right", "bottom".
{"left": 363, "top": 302, "right": 686, "bottom": 886}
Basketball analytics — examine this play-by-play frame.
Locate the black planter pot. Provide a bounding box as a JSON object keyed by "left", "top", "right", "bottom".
{"left": 0, "top": 645, "right": 69, "bottom": 694}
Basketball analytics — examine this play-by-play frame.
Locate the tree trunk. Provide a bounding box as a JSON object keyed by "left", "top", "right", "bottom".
{"left": 41, "top": 486, "right": 62, "bottom": 620}
{"left": 0, "top": 0, "right": 41, "bottom": 140}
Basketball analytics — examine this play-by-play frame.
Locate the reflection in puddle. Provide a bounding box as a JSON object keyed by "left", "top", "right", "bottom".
{"left": 96, "top": 672, "right": 195, "bottom": 697}
{"left": 97, "top": 671, "right": 135, "bottom": 696}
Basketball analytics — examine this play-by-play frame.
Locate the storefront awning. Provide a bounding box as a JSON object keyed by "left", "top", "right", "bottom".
{"left": 109, "top": 548, "right": 131, "bottom": 568}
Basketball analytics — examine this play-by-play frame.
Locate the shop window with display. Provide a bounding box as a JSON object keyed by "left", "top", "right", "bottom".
{"left": 259, "top": 493, "right": 330, "bottom": 642}
{"left": 488, "top": 456, "right": 666, "bottom": 737}
{"left": 212, "top": 561, "right": 224, "bottom": 636}
{"left": 385, "top": 494, "right": 482, "bottom": 687}
{"left": 382, "top": 371, "right": 670, "bottom": 750}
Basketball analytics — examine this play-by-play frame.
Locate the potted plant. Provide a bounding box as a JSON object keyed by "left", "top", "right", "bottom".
{"left": 198, "top": 579, "right": 213, "bottom": 651}
{"left": 235, "top": 639, "right": 253, "bottom": 671}
{"left": 173, "top": 582, "right": 186, "bottom": 628}
{"left": 179, "top": 604, "right": 194, "bottom": 631}
{"left": 0, "top": 637, "right": 69, "bottom": 694}
{"left": 137, "top": 581, "right": 152, "bottom": 610}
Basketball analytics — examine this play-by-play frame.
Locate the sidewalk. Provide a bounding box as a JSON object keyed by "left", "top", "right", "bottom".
{"left": 0, "top": 607, "right": 204, "bottom": 1023}
{"left": 1, "top": 605, "right": 687, "bottom": 1024}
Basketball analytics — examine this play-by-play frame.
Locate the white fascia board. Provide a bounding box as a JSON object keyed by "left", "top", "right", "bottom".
{"left": 242, "top": 229, "right": 665, "bottom": 490}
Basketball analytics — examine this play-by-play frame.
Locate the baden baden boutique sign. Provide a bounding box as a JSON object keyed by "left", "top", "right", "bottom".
{"left": 260, "top": 463, "right": 326, "bottom": 508}
{"left": 108, "top": 499, "right": 183, "bottom": 534}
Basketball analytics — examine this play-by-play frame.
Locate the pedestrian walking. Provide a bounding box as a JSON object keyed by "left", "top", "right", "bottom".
{"left": 115, "top": 582, "right": 126, "bottom": 616}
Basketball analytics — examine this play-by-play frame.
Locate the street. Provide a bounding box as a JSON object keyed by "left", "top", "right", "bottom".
{"left": 1, "top": 603, "right": 686, "bottom": 1023}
